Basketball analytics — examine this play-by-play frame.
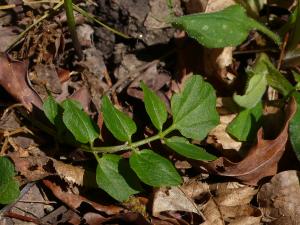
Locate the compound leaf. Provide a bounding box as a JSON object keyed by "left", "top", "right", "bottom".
{"left": 171, "top": 4, "right": 280, "bottom": 48}
{"left": 171, "top": 75, "right": 219, "bottom": 141}
{"left": 141, "top": 82, "right": 167, "bottom": 131}
{"left": 165, "top": 136, "right": 217, "bottom": 160}
{"left": 129, "top": 149, "right": 182, "bottom": 187}
{"left": 96, "top": 154, "right": 142, "bottom": 201}
{"left": 62, "top": 99, "right": 99, "bottom": 144}
{"left": 102, "top": 95, "right": 137, "bottom": 142}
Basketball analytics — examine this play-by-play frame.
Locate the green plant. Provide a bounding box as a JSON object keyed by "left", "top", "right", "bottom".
{"left": 43, "top": 75, "right": 219, "bottom": 201}
{"left": 171, "top": 4, "right": 281, "bottom": 48}
{"left": 0, "top": 157, "right": 20, "bottom": 204}
{"left": 5, "top": 3, "right": 300, "bottom": 204}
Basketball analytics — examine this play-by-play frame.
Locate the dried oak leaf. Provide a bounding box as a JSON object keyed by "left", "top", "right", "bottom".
{"left": 43, "top": 179, "right": 122, "bottom": 215}
{"left": 203, "top": 98, "right": 296, "bottom": 185}
{"left": 257, "top": 170, "right": 300, "bottom": 225}
{"left": 0, "top": 53, "right": 42, "bottom": 111}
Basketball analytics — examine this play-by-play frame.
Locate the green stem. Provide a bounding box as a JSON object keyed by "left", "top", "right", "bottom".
{"left": 64, "top": 0, "right": 83, "bottom": 60}
{"left": 84, "top": 125, "right": 176, "bottom": 153}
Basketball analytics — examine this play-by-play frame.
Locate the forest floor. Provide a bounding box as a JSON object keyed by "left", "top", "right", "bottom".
{"left": 0, "top": 0, "right": 300, "bottom": 224}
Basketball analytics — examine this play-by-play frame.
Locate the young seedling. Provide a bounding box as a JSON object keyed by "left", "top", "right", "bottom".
{"left": 43, "top": 75, "right": 219, "bottom": 201}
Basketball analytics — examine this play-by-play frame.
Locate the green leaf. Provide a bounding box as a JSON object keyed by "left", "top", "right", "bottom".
{"left": 292, "top": 70, "right": 300, "bottom": 91}
{"left": 96, "top": 154, "right": 142, "bottom": 201}
{"left": 0, "top": 157, "right": 20, "bottom": 204}
{"left": 171, "top": 4, "right": 280, "bottom": 48}
{"left": 233, "top": 73, "right": 267, "bottom": 109}
{"left": 226, "top": 102, "right": 263, "bottom": 141}
{"left": 171, "top": 75, "right": 219, "bottom": 141}
{"left": 43, "top": 95, "right": 58, "bottom": 125}
{"left": 129, "top": 150, "right": 182, "bottom": 187}
{"left": 165, "top": 136, "right": 217, "bottom": 160}
{"left": 62, "top": 99, "right": 99, "bottom": 144}
{"left": 101, "top": 95, "right": 137, "bottom": 142}
{"left": 287, "top": 1, "right": 300, "bottom": 50}
{"left": 262, "top": 55, "right": 294, "bottom": 96}
{"left": 289, "top": 92, "right": 300, "bottom": 161}
{"left": 252, "top": 53, "right": 294, "bottom": 96}
{"left": 141, "top": 82, "right": 167, "bottom": 131}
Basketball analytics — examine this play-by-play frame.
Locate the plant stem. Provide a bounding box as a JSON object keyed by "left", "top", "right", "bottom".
{"left": 83, "top": 125, "right": 176, "bottom": 153}
{"left": 64, "top": 0, "right": 83, "bottom": 60}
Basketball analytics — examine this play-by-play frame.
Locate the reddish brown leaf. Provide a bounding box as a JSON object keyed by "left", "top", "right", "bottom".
{"left": 204, "top": 98, "right": 296, "bottom": 185}
{"left": 43, "top": 179, "right": 122, "bottom": 215}
{"left": 0, "top": 53, "right": 42, "bottom": 111}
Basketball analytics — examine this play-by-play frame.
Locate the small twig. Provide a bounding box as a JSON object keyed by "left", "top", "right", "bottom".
{"left": 18, "top": 200, "right": 57, "bottom": 204}
{"left": 277, "top": 32, "right": 289, "bottom": 70}
{"left": 3, "top": 212, "right": 41, "bottom": 225}
{"left": 0, "top": 4, "right": 16, "bottom": 9}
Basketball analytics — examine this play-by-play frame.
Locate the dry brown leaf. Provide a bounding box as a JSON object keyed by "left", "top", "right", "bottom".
{"left": 31, "top": 64, "right": 62, "bottom": 97}
{"left": 152, "top": 187, "right": 203, "bottom": 217}
{"left": 211, "top": 182, "right": 257, "bottom": 206}
{"left": 0, "top": 53, "right": 42, "bottom": 111}
{"left": 200, "top": 182, "right": 261, "bottom": 225}
{"left": 152, "top": 181, "right": 209, "bottom": 217}
{"left": 207, "top": 114, "right": 242, "bottom": 152}
{"left": 209, "top": 182, "right": 261, "bottom": 225}
{"left": 257, "top": 170, "right": 300, "bottom": 225}
{"left": 127, "top": 62, "right": 170, "bottom": 100}
{"left": 201, "top": 198, "right": 224, "bottom": 225}
{"left": 219, "top": 205, "right": 261, "bottom": 225}
{"left": 204, "top": 98, "right": 296, "bottom": 185}
{"left": 9, "top": 151, "right": 89, "bottom": 186}
{"left": 152, "top": 180, "right": 210, "bottom": 224}
{"left": 0, "top": 26, "right": 19, "bottom": 52}
{"left": 43, "top": 179, "right": 122, "bottom": 215}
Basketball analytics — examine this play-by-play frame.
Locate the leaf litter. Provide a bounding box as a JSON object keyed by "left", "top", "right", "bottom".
{"left": 0, "top": 0, "right": 300, "bottom": 224}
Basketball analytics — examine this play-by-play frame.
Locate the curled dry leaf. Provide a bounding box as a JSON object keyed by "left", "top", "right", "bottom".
{"left": 152, "top": 180, "right": 210, "bottom": 224}
{"left": 0, "top": 53, "right": 42, "bottom": 111}
{"left": 203, "top": 98, "right": 296, "bottom": 185}
{"left": 9, "top": 151, "right": 88, "bottom": 186}
{"left": 207, "top": 113, "right": 242, "bottom": 152}
{"left": 201, "top": 198, "right": 224, "bottom": 225}
{"left": 43, "top": 179, "right": 122, "bottom": 215}
{"left": 208, "top": 182, "right": 261, "bottom": 225}
{"left": 210, "top": 182, "right": 257, "bottom": 206}
{"left": 257, "top": 170, "right": 300, "bottom": 225}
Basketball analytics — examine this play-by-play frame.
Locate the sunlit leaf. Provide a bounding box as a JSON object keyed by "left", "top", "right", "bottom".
{"left": 141, "top": 82, "right": 167, "bottom": 131}
{"left": 233, "top": 73, "right": 267, "bottom": 109}
{"left": 129, "top": 150, "right": 182, "bottom": 187}
{"left": 102, "top": 95, "right": 137, "bottom": 142}
{"left": 165, "top": 136, "right": 217, "bottom": 160}
{"left": 62, "top": 99, "right": 99, "bottom": 144}
{"left": 226, "top": 102, "right": 262, "bottom": 141}
{"left": 172, "top": 4, "right": 280, "bottom": 48}
{"left": 171, "top": 75, "right": 219, "bottom": 141}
